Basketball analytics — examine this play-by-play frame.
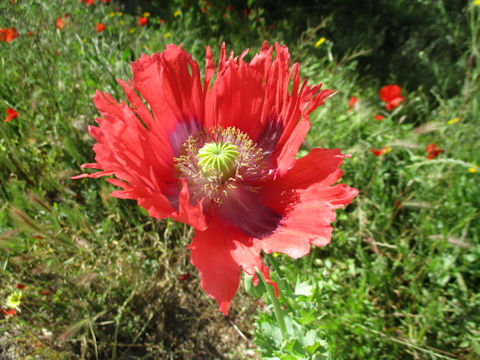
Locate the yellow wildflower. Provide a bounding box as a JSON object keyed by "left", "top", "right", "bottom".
{"left": 447, "top": 117, "right": 460, "bottom": 125}
{"left": 315, "top": 37, "right": 326, "bottom": 47}
{"left": 468, "top": 167, "right": 478, "bottom": 173}
{"left": 474, "top": 0, "right": 480, "bottom": 5}
{"left": 116, "top": 11, "right": 123, "bottom": 17}
{"left": 164, "top": 32, "right": 171, "bottom": 38}
{"left": 129, "top": 28, "right": 135, "bottom": 34}
{"left": 174, "top": 10, "right": 181, "bottom": 17}
{"left": 6, "top": 291, "right": 22, "bottom": 310}
{"left": 108, "top": 12, "right": 115, "bottom": 17}
{"left": 119, "top": 20, "right": 124, "bottom": 25}
{"left": 143, "top": 12, "right": 150, "bottom": 17}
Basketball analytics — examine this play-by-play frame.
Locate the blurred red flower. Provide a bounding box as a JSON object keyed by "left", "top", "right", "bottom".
{"left": 73, "top": 42, "right": 358, "bottom": 314}
{"left": 56, "top": 15, "right": 68, "bottom": 30}
{"left": 4, "top": 108, "right": 18, "bottom": 122}
{"left": 101, "top": 0, "right": 111, "bottom": 2}
{"left": 56, "top": 17, "right": 64, "bottom": 29}
{"left": 96, "top": 22, "right": 107, "bottom": 33}
{"left": 179, "top": 273, "right": 191, "bottom": 280}
{"left": 426, "top": 143, "right": 444, "bottom": 159}
{"left": 39, "top": 290, "right": 50, "bottom": 296}
{"left": 369, "top": 146, "right": 389, "bottom": 156}
{"left": 15, "top": 283, "right": 26, "bottom": 290}
{"left": 374, "top": 114, "right": 385, "bottom": 121}
{"left": 0, "top": 27, "right": 19, "bottom": 43}
{"left": 81, "top": 0, "right": 95, "bottom": 5}
{"left": 1, "top": 308, "right": 16, "bottom": 317}
{"left": 138, "top": 17, "right": 148, "bottom": 26}
{"left": 348, "top": 96, "right": 358, "bottom": 111}
{"left": 379, "top": 84, "right": 404, "bottom": 111}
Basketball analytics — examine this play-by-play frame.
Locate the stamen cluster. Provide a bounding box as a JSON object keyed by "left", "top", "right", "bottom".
{"left": 175, "top": 127, "right": 266, "bottom": 206}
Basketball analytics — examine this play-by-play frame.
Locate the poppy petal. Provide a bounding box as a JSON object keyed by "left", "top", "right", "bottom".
{"left": 130, "top": 45, "right": 205, "bottom": 154}
{"left": 259, "top": 149, "right": 358, "bottom": 257}
{"left": 385, "top": 96, "right": 404, "bottom": 111}
{"left": 204, "top": 43, "right": 265, "bottom": 140}
{"left": 188, "top": 221, "right": 242, "bottom": 315}
{"left": 189, "top": 219, "right": 275, "bottom": 314}
{"left": 267, "top": 148, "right": 350, "bottom": 189}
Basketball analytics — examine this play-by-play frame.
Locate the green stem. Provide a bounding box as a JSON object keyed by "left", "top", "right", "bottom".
{"left": 256, "top": 269, "right": 287, "bottom": 338}
{"left": 267, "top": 254, "right": 294, "bottom": 297}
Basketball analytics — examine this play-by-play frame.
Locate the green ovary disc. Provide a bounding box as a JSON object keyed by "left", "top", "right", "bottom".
{"left": 197, "top": 141, "right": 239, "bottom": 178}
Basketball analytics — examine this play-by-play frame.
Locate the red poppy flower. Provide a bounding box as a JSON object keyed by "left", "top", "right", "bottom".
{"left": 426, "top": 143, "right": 444, "bottom": 159}
{"left": 15, "top": 283, "right": 26, "bottom": 290}
{"left": 39, "top": 289, "right": 50, "bottom": 296}
{"left": 348, "top": 96, "right": 358, "bottom": 111}
{"left": 96, "top": 22, "right": 107, "bottom": 33}
{"left": 4, "top": 108, "right": 18, "bottom": 122}
{"left": 379, "top": 84, "right": 404, "bottom": 111}
{"left": 73, "top": 42, "right": 358, "bottom": 314}
{"left": 374, "top": 114, "right": 385, "bottom": 121}
{"left": 81, "top": 0, "right": 95, "bottom": 5}
{"left": 0, "top": 27, "right": 19, "bottom": 43}
{"left": 138, "top": 17, "right": 148, "bottom": 26}
{"left": 369, "top": 146, "right": 389, "bottom": 156}
{"left": 101, "top": 0, "right": 111, "bottom": 2}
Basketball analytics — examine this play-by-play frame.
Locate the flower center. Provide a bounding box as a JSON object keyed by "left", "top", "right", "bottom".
{"left": 174, "top": 127, "right": 266, "bottom": 206}
{"left": 197, "top": 141, "right": 239, "bottom": 180}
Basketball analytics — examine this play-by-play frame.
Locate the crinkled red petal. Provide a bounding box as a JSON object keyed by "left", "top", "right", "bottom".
{"left": 188, "top": 219, "right": 276, "bottom": 315}
{"left": 259, "top": 149, "right": 358, "bottom": 258}
{"left": 205, "top": 43, "right": 266, "bottom": 140}
{"left": 205, "top": 42, "right": 333, "bottom": 175}
{"left": 72, "top": 95, "right": 203, "bottom": 225}
{"left": 131, "top": 45, "right": 205, "bottom": 147}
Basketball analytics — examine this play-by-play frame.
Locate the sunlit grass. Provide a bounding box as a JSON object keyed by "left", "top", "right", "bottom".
{"left": 1, "top": 0, "right": 479, "bottom": 359}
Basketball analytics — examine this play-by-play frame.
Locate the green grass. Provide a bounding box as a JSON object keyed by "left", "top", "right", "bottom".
{"left": 1, "top": 0, "right": 479, "bottom": 359}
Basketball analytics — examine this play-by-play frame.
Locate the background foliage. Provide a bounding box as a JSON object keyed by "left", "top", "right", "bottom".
{"left": 1, "top": 0, "right": 479, "bottom": 359}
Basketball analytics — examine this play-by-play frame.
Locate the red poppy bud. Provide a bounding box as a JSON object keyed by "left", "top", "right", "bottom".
{"left": 179, "top": 273, "right": 191, "bottom": 280}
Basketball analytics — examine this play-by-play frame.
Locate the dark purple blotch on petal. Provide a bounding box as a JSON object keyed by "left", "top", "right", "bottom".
{"left": 169, "top": 118, "right": 203, "bottom": 156}
{"left": 256, "top": 120, "right": 283, "bottom": 159}
{"left": 219, "top": 185, "right": 281, "bottom": 239}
